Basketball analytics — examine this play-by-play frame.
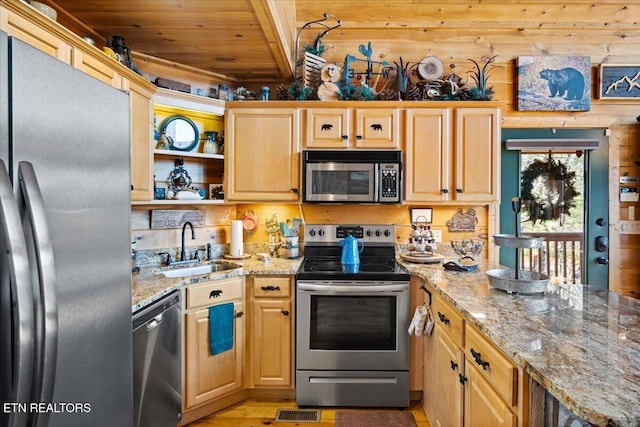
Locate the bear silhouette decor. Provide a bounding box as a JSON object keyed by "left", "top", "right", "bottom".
{"left": 539, "top": 68, "right": 585, "bottom": 100}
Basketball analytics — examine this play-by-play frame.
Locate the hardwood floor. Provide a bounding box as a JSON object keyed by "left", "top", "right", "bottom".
{"left": 188, "top": 399, "right": 431, "bottom": 426}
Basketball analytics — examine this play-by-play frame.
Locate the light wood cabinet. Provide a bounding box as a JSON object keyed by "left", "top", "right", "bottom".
{"left": 453, "top": 108, "right": 501, "bottom": 202}
{"left": 184, "top": 277, "right": 245, "bottom": 410}
{"left": 225, "top": 108, "right": 300, "bottom": 201}
{"left": 404, "top": 107, "right": 500, "bottom": 202}
{"left": 248, "top": 276, "right": 293, "bottom": 388}
{"left": 464, "top": 363, "right": 517, "bottom": 427}
{"left": 421, "top": 279, "right": 522, "bottom": 427}
{"left": 304, "top": 107, "right": 400, "bottom": 149}
{"left": 409, "top": 276, "right": 427, "bottom": 390}
{"left": 433, "top": 326, "right": 464, "bottom": 427}
{"left": 73, "top": 48, "right": 122, "bottom": 87}
{"left": 0, "top": 5, "right": 71, "bottom": 62}
{"left": 124, "top": 78, "right": 155, "bottom": 201}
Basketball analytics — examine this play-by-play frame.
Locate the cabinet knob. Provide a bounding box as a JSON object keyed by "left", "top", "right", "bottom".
{"left": 456, "top": 188, "right": 463, "bottom": 193}
{"left": 342, "top": 135, "right": 349, "bottom": 140}
{"left": 458, "top": 373, "right": 467, "bottom": 384}
{"left": 235, "top": 311, "right": 244, "bottom": 318}
{"left": 450, "top": 360, "right": 458, "bottom": 371}
{"left": 291, "top": 188, "right": 299, "bottom": 193}
{"left": 441, "top": 189, "right": 449, "bottom": 194}
{"left": 356, "top": 135, "right": 363, "bottom": 140}
{"left": 281, "top": 310, "right": 289, "bottom": 316}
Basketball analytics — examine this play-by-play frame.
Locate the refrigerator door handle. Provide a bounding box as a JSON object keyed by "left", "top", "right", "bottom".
{"left": 18, "top": 161, "right": 58, "bottom": 418}
{"left": 0, "top": 160, "right": 34, "bottom": 427}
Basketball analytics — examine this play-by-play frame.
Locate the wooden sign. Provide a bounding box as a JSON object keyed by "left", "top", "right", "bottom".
{"left": 151, "top": 210, "right": 204, "bottom": 229}
{"left": 598, "top": 64, "right": 640, "bottom": 99}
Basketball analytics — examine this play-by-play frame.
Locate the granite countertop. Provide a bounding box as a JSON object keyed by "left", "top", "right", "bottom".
{"left": 131, "top": 253, "right": 640, "bottom": 425}
{"left": 401, "top": 260, "right": 640, "bottom": 427}
{"left": 131, "top": 256, "right": 302, "bottom": 312}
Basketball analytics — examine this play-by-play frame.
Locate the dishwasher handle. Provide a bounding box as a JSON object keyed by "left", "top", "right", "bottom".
{"left": 146, "top": 314, "right": 164, "bottom": 331}
{"left": 133, "top": 291, "right": 180, "bottom": 331}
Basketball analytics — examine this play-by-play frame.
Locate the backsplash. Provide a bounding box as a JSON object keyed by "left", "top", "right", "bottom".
{"left": 134, "top": 242, "right": 305, "bottom": 268}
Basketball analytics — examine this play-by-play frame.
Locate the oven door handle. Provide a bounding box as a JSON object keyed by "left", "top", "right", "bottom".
{"left": 297, "top": 283, "right": 408, "bottom": 293}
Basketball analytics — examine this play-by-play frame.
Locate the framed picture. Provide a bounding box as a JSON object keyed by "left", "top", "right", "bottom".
{"left": 598, "top": 64, "right": 640, "bottom": 99}
{"left": 517, "top": 56, "right": 591, "bottom": 111}
{"left": 410, "top": 208, "right": 433, "bottom": 224}
{"left": 209, "top": 183, "right": 224, "bottom": 200}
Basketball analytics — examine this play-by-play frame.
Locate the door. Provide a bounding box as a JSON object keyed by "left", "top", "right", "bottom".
{"left": 225, "top": 108, "right": 300, "bottom": 201}
{"left": 500, "top": 128, "right": 609, "bottom": 288}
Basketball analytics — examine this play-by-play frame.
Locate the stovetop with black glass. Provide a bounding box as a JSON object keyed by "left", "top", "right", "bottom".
{"left": 296, "top": 224, "right": 410, "bottom": 281}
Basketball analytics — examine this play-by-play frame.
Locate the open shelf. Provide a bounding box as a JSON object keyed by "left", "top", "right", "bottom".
{"left": 154, "top": 149, "right": 223, "bottom": 160}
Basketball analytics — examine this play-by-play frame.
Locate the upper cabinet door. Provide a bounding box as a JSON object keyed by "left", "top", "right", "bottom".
{"left": 124, "top": 78, "right": 155, "bottom": 201}
{"left": 72, "top": 48, "right": 122, "bottom": 88}
{"left": 404, "top": 108, "right": 451, "bottom": 202}
{"left": 305, "top": 108, "right": 350, "bottom": 149}
{"left": 0, "top": 8, "right": 71, "bottom": 63}
{"left": 303, "top": 107, "right": 400, "bottom": 149}
{"left": 354, "top": 108, "right": 400, "bottom": 149}
{"left": 454, "top": 108, "right": 501, "bottom": 202}
{"left": 225, "top": 108, "right": 300, "bottom": 201}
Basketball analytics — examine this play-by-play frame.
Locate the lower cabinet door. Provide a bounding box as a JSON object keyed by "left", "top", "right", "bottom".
{"left": 434, "top": 328, "right": 464, "bottom": 427}
{"left": 464, "top": 363, "right": 516, "bottom": 427}
{"left": 184, "top": 300, "right": 244, "bottom": 409}
{"left": 250, "top": 298, "right": 292, "bottom": 387}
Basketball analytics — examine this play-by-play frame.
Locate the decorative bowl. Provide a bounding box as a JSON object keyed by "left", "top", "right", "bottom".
{"left": 28, "top": 1, "right": 57, "bottom": 21}
{"left": 450, "top": 239, "right": 485, "bottom": 260}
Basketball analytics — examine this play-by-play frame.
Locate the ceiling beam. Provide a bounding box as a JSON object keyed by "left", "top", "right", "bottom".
{"left": 250, "top": 0, "right": 295, "bottom": 81}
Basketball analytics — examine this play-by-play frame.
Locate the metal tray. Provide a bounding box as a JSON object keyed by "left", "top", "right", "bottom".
{"left": 493, "top": 234, "right": 545, "bottom": 249}
{"left": 485, "top": 268, "right": 550, "bottom": 294}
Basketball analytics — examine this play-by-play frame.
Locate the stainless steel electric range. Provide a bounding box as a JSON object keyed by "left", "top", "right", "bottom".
{"left": 295, "top": 224, "right": 410, "bottom": 408}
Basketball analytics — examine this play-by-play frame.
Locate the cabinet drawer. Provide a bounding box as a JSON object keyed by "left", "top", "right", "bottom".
{"left": 433, "top": 295, "right": 464, "bottom": 347}
{"left": 252, "top": 276, "right": 291, "bottom": 297}
{"left": 465, "top": 324, "right": 517, "bottom": 406}
{"left": 186, "top": 277, "right": 242, "bottom": 309}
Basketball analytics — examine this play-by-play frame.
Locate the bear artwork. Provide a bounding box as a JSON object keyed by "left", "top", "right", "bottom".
{"left": 539, "top": 68, "right": 585, "bottom": 100}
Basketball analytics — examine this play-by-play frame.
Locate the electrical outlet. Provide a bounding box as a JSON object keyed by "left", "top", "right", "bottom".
{"left": 620, "top": 220, "right": 640, "bottom": 234}
{"left": 431, "top": 229, "right": 442, "bottom": 242}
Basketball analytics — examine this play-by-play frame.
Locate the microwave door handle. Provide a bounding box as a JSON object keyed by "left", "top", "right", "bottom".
{"left": 374, "top": 164, "right": 380, "bottom": 202}
{"left": 0, "top": 160, "right": 34, "bottom": 427}
{"left": 18, "top": 161, "right": 58, "bottom": 423}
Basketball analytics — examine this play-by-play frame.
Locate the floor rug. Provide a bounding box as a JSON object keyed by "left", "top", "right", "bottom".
{"left": 335, "top": 411, "right": 417, "bottom": 427}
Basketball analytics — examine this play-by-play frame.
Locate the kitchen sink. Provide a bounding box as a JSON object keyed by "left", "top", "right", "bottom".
{"left": 159, "top": 261, "right": 242, "bottom": 278}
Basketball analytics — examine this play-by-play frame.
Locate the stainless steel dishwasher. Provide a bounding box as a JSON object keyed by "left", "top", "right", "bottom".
{"left": 133, "top": 291, "right": 182, "bottom": 427}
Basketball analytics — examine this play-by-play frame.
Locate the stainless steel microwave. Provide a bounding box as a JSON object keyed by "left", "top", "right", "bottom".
{"left": 302, "top": 150, "right": 402, "bottom": 203}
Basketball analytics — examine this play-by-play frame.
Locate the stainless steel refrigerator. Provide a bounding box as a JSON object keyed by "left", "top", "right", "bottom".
{"left": 0, "top": 33, "right": 134, "bottom": 426}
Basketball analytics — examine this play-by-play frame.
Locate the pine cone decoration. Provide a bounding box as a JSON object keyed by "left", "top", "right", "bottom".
{"left": 377, "top": 88, "right": 399, "bottom": 101}
{"left": 275, "top": 83, "right": 291, "bottom": 100}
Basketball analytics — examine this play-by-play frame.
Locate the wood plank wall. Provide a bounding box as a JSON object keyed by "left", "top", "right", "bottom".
{"left": 130, "top": 0, "right": 639, "bottom": 297}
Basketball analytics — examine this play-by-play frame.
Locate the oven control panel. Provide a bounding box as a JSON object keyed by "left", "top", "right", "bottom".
{"left": 305, "top": 224, "right": 396, "bottom": 244}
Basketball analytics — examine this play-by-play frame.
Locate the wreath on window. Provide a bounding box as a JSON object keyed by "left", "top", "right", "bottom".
{"left": 521, "top": 158, "right": 579, "bottom": 224}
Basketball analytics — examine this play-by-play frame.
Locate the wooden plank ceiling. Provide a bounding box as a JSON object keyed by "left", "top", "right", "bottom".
{"left": 47, "top": 0, "right": 640, "bottom": 85}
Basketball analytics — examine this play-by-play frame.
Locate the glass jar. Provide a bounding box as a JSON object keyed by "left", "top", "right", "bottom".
{"left": 202, "top": 131, "right": 218, "bottom": 154}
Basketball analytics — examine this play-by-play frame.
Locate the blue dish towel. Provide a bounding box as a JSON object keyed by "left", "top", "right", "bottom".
{"left": 208, "top": 302, "right": 234, "bottom": 355}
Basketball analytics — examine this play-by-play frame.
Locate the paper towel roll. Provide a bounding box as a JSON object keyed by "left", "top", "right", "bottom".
{"left": 231, "top": 220, "right": 243, "bottom": 256}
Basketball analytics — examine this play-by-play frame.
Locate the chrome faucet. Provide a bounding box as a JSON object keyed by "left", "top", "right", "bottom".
{"left": 180, "top": 221, "right": 195, "bottom": 262}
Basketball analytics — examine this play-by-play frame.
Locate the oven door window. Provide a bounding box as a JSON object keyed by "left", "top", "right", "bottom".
{"left": 310, "top": 295, "right": 396, "bottom": 350}
{"left": 307, "top": 163, "right": 375, "bottom": 201}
